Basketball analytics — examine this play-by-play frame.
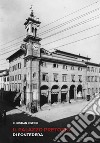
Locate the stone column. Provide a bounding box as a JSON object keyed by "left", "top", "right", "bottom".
{"left": 48, "top": 90, "right": 51, "bottom": 104}
{"left": 66, "top": 91, "right": 68, "bottom": 102}
{"left": 68, "top": 89, "right": 71, "bottom": 103}
{"left": 74, "top": 87, "right": 77, "bottom": 100}
{"left": 82, "top": 89, "right": 85, "bottom": 99}
{"left": 58, "top": 90, "right": 61, "bottom": 102}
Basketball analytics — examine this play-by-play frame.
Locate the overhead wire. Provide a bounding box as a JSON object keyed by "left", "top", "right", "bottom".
{"left": 49, "top": 32, "right": 100, "bottom": 51}
{"left": 39, "top": 0, "right": 99, "bottom": 29}
{"left": 42, "top": 14, "right": 100, "bottom": 40}
{"left": 1, "top": 13, "right": 100, "bottom": 53}
{"left": 0, "top": 1, "right": 100, "bottom": 66}
{"left": 42, "top": 24, "right": 100, "bottom": 46}
{"left": 0, "top": 0, "right": 99, "bottom": 48}
{"left": 39, "top": 7, "right": 100, "bottom": 36}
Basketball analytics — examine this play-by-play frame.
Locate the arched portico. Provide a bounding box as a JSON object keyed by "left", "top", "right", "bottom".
{"left": 40, "top": 85, "right": 49, "bottom": 106}
{"left": 77, "top": 84, "right": 83, "bottom": 99}
{"left": 70, "top": 85, "right": 75, "bottom": 99}
{"left": 61, "top": 85, "right": 68, "bottom": 102}
{"left": 51, "top": 85, "right": 59, "bottom": 104}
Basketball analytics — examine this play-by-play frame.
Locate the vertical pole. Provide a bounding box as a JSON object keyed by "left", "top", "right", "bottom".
{"left": 58, "top": 90, "right": 61, "bottom": 102}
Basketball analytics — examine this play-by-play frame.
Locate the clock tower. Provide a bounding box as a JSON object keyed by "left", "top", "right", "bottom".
{"left": 23, "top": 7, "right": 41, "bottom": 110}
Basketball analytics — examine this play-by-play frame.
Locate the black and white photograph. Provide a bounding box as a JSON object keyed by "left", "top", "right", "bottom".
{"left": 0, "top": 0, "right": 100, "bottom": 142}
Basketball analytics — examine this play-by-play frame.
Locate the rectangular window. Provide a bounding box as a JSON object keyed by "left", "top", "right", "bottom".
{"left": 12, "top": 76, "right": 14, "bottom": 81}
{"left": 95, "top": 68, "right": 97, "bottom": 72}
{"left": 3, "top": 77, "right": 6, "bottom": 82}
{"left": 12, "top": 66, "right": 14, "bottom": 71}
{"left": 71, "top": 66, "right": 74, "bottom": 70}
{"left": 63, "top": 65, "right": 67, "bottom": 69}
{"left": 42, "top": 73, "right": 48, "bottom": 82}
{"left": 18, "top": 74, "right": 21, "bottom": 80}
{"left": 53, "top": 73, "right": 58, "bottom": 82}
{"left": 87, "top": 76, "right": 90, "bottom": 82}
{"left": 91, "top": 76, "right": 94, "bottom": 82}
{"left": 91, "top": 67, "right": 94, "bottom": 72}
{"left": 87, "top": 67, "right": 90, "bottom": 72}
{"left": 24, "top": 59, "right": 26, "bottom": 67}
{"left": 71, "top": 75, "right": 75, "bottom": 82}
{"left": 96, "top": 88, "right": 98, "bottom": 93}
{"left": 88, "top": 88, "right": 90, "bottom": 94}
{"left": 53, "top": 63, "right": 58, "bottom": 68}
{"left": 62, "top": 74, "right": 67, "bottom": 82}
{"left": 33, "top": 84, "right": 37, "bottom": 89}
{"left": 15, "top": 64, "right": 17, "bottom": 70}
{"left": 15, "top": 75, "right": 17, "bottom": 81}
{"left": 95, "top": 76, "right": 97, "bottom": 82}
{"left": 24, "top": 74, "right": 27, "bottom": 81}
{"left": 7, "top": 77, "right": 9, "bottom": 81}
{"left": 78, "top": 67, "right": 82, "bottom": 71}
{"left": 41, "top": 62, "right": 46, "bottom": 67}
{"left": 14, "top": 64, "right": 16, "bottom": 70}
{"left": 78, "top": 75, "right": 82, "bottom": 82}
{"left": 18, "top": 63, "right": 21, "bottom": 69}
{"left": 15, "top": 83, "right": 17, "bottom": 91}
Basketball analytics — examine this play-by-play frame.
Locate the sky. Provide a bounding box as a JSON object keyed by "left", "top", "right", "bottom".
{"left": 0, "top": 0, "right": 100, "bottom": 70}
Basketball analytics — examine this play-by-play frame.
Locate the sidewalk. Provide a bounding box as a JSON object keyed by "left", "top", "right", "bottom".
{"left": 16, "top": 99, "right": 89, "bottom": 123}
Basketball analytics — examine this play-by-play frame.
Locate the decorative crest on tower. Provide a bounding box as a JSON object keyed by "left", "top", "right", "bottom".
{"left": 30, "top": 5, "right": 34, "bottom": 18}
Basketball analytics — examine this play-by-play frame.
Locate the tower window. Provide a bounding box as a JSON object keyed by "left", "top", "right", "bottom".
{"left": 35, "top": 28, "right": 37, "bottom": 37}
{"left": 32, "top": 27, "right": 34, "bottom": 33}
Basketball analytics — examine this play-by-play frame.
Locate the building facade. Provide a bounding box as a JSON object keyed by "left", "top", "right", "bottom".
{"left": 6, "top": 9, "right": 100, "bottom": 110}
{"left": 0, "top": 69, "right": 9, "bottom": 91}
